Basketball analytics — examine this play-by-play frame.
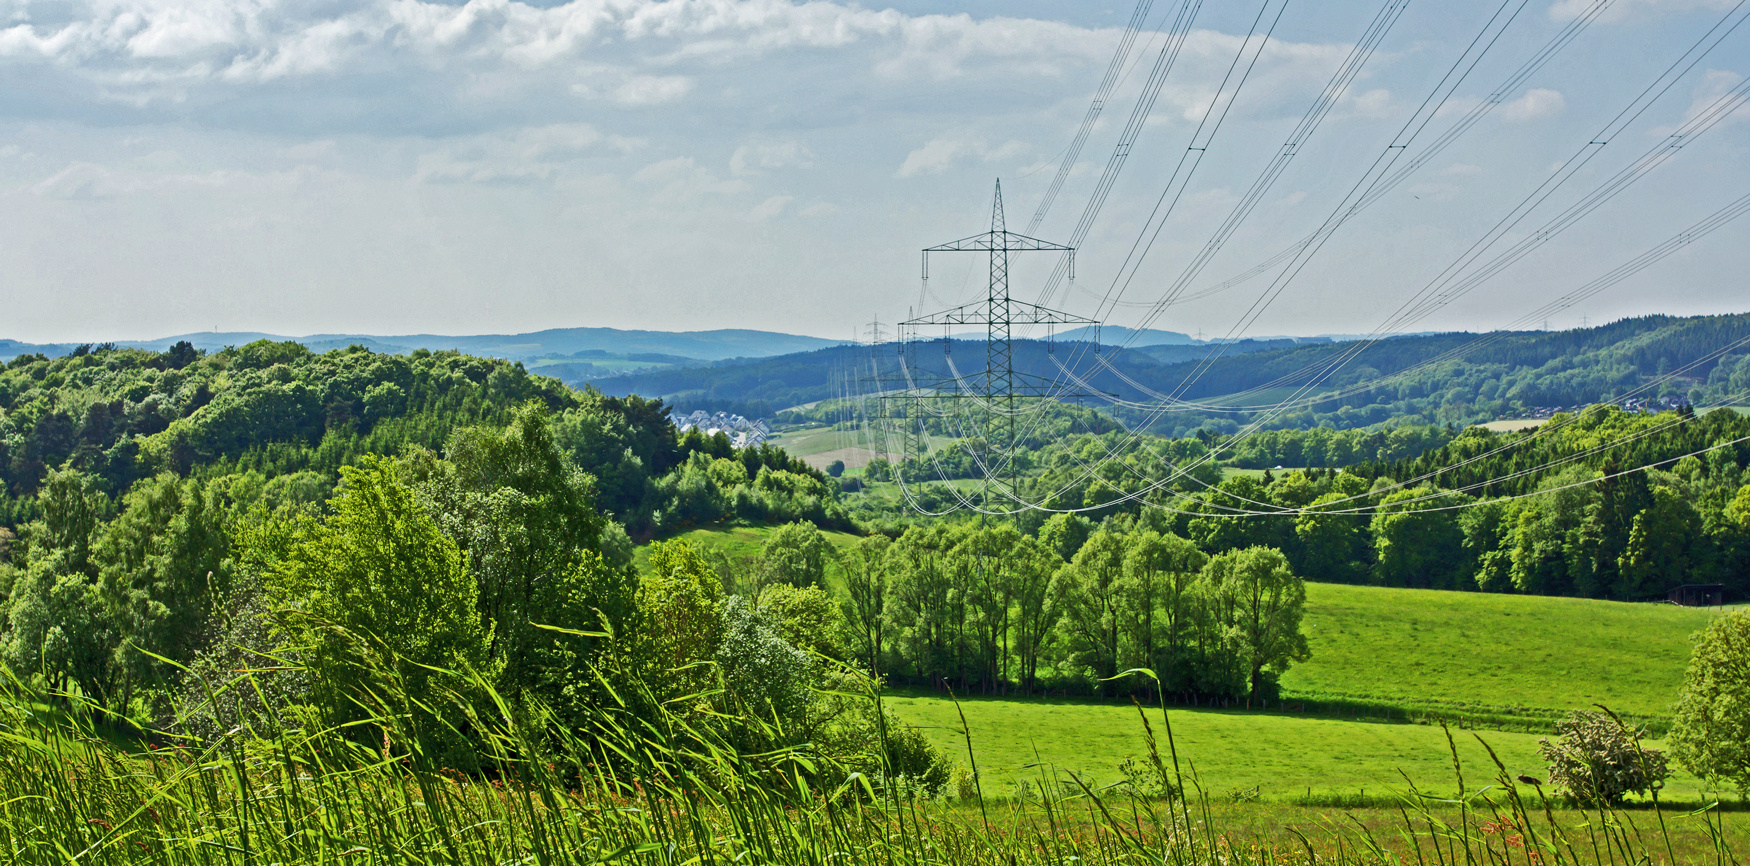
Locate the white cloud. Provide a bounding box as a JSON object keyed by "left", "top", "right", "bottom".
{"left": 1549, "top": 0, "right": 1737, "bottom": 23}
{"left": 749, "top": 194, "right": 791, "bottom": 220}
{"left": 29, "top": 160, "right": 275, "bottom": 199}
{"left": 1650, "top": 69, "right": 1750, "bottom": 135}
{"left": 1343, "top": 87, "right": 1393, "bottom": 118}
{"left": 632, "top": 156, "right": 748, "bottom": 200}
{"left": 413, "top": 123, "right": 633, "bottom": 184}
{"left": 730, "top": 140, "right": 811, "bottom": 176}
{"left": 895, "top": 136, "right": 1027, "bottom": 178}
{"left": 1502, "top": 88, "right": 1564, "bottom": 122}
{"left": 613, "top": 74, "right": 696, "bottom": 106}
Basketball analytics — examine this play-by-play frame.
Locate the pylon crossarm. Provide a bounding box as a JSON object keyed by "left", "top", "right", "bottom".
{"left": 903, "top": 299, "right": 1100, "bottom": 328}
{"left": 924, "top": 230, "right": 1076, "bottom": 252}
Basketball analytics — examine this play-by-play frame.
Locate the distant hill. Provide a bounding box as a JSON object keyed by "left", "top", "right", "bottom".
{"left": 596, "top": 312, "right": 1750, "bottom": 430}
{"left": 0, "top": 327, "right": 846, "bottom": 373}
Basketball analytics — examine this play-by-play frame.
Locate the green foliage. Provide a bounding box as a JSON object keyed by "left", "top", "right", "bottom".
{"left": 94, "top": 473, "right": 229, "bottom": 709}
{"left": 262, "top": 456, "right": 488, "bottom": 752}
{"left": 1200, "top": 547, "right": 1311, "bottom": 702}
{"left": 1670, "top": 611, "right": 1750, "bottom": 792}
{"left": 716, "top": 595, "right": 816, "bottom": 724}
{"left": 759, "top": 520, "right": 835, "bottom": 589}
{"left": 756, "top": 582, "right": 842, "bottom": 658}
{"left": 841, "top": 534, "right": 891, "bottom": 677}
{"left": 1620, "top": 485, "right": 1702, "bottom": 599}
{"left": 408, "top": 403, "right": 633, "bottom": 716}
{"left": 1538, "top": 710, "right": 1669, "bottom": 804}
{"left": 633, "top": 540, "right": 725, "bottom": 703}
{"left": 1053, "top": 528, "right": 1127, "bottom": 689}
{"left": 1369, "top": 488, "right": 1469, "bottom": 590}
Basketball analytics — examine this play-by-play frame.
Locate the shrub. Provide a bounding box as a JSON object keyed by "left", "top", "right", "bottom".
{"left": 1537, "top": 710, "right": 1669, "bottom": 804}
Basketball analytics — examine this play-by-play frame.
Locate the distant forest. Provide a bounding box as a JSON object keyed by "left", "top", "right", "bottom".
{"left": 604, "top": 312, "right": 1750, "bottom": 432}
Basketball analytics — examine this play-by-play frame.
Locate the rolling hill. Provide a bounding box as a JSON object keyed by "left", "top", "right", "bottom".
{"left": 0, "top": 327, "right": 844, "bottom": 368}
{"left": 596, "top": 312, "right": 1750, "bottom": 429}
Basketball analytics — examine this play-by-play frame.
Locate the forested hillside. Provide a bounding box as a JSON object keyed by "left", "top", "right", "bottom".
{"left": 604, "top": 312, "right": 1750, "bottom": 431}
{"left": 0, "top": 340, "right": 845, "bottom": 536}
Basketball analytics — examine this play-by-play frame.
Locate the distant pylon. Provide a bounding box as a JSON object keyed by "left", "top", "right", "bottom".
{"left": 883, "top": 179, "right": 1103, "bottom": 506}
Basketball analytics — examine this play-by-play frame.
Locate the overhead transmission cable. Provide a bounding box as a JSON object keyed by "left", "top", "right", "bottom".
{"left": 1084, "top": 0, "right": 1618, "bottom": 313}
{"left": 995, "top": 0, "right": 1425, "bottom": 497}
{"left": 1009, "top": 0, "right": 1212, "bottom": 335}
{"left": 1024, "top": 0, "right": 1163, "bottom": 235}
{"left": 1029, "top": 0, "right": 1750, "bottom": 511}
{"left": 1074, "top": 184, "right": 1750, "bottom": 414}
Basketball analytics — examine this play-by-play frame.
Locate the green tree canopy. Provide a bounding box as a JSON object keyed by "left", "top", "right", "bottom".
{"left": 1670, "top": 611, "right": 1750, "bottom": 793}
{"left": 265, "top": 456, "right": 488, "bottom": 749}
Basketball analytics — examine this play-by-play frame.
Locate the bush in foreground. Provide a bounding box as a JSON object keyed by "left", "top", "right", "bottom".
{"left": 1537, "top": 710, "right": 1668, "bottom": 804}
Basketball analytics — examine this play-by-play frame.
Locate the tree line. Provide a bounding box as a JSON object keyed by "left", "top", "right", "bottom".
{"left": 827, "top": 519, "right": 1309, "bottom": 703}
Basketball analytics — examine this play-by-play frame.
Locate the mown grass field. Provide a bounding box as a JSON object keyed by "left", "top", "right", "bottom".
{"left": 1282, "top": 582, "right": 1724, "bottom": 725}
{"left": 886, "top": 582, "right": 1733, "bottom": 806}
{"left": 641, "top": 528, "right": 1735, "bottom": 809}
{"left": 1476, "top": 418, "right": 1549, "bottom": 432}
{"left": 765, "top": 425, "right": 861, "bottom": 457}
{"left": 884, "top": 693, "right": 1716, "bottom": 803}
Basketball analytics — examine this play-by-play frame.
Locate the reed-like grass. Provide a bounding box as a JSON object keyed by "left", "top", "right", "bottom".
{"left": 0, "top": 659, "right": 1737, "bottom": 865}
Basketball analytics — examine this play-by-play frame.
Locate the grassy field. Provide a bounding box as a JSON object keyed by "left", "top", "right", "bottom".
{"left": 641, "top": 525, "right": 1732, "bottom": 811}
{"left": 1477, "top": 418, "right": 1550, "bottom": 432}
{"left": 885, "top": 582, "right": 1731, "bottom": 806}
{"left": 1283, "top": 582, "right": 1723, "bottom": 726}
{"left": 884, "top": 692, "right": 1717, "bottom": 803}
{"left": 765, "top": 425, "right": 861, "bottom": 457}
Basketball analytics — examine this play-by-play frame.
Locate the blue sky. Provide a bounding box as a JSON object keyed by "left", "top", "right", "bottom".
{"left": 0, "top": 0, "right": 1746, "bottom": 343}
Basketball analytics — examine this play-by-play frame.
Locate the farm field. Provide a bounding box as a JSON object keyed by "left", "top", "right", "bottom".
{"left": 765, "top": 425, "right": 861, "bottom": 457}
{"left": 1283, "top": 582, "right": 1723, "bottom": 726}
{"left": 883, "top": 693, "right": 1714, "bottom": 803}
{"left": 1476, "top": 418, "right": 1550, "bottom": 432}
{"left": 884, "top": 582, "right": 1730, "bottom": 805}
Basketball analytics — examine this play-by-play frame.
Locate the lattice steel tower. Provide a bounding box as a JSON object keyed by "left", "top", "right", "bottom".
{"left": 884, "top": 180, "right": 1101, "bottom": 506}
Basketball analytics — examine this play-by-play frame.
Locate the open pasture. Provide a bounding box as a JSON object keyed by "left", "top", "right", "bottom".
{"left": 765, "top": 425, "right": 862, "bottom": 457}
{"left": 884, "top": 692, "right": 1716, "bottom": 804}
{"left": 1284, "top": 582, "right": 1723, "bottom": 726}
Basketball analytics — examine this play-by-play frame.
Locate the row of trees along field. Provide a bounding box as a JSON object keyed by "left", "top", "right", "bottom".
{"left": 830, "top": 520, "right": 1308, "bottom": 702}
{"left": 877, "top": 406, "right": 1750, "bottom": 601}
{"left": 5, "top": 341, "right": 1750, "bottom": 716}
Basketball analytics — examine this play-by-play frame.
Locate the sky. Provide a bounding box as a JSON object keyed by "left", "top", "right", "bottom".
{"left": 0, "top": 0, "right": 1747, "bottom": 344}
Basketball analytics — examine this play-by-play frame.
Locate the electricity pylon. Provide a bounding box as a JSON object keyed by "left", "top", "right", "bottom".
{"left": 878, "top": 180, "right": 1103, "bottom": 508}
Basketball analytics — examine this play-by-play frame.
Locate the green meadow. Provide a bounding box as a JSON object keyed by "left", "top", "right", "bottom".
{"left": 1282, "top": 582, "right": 1724, "bottom": 726}
{"left": 885, "top": 581, "right": 1731, "bottom": 805}
{"left": 883, "top": 693, "right": 1713, "bottom": 803}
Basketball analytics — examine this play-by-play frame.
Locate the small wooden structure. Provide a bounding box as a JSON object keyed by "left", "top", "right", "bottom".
{"left": 1668, "top": 584, "right": 1726, "bottom": 607}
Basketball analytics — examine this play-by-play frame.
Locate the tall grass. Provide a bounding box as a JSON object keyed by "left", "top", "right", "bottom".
{"left": 0, "top": 655, "right": 1737, "bottom": 865}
